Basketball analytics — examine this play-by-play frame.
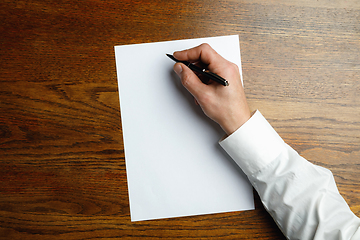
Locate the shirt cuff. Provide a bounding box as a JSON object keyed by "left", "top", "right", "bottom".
{"left": 219, "top": 110, "right": 286, "bottom": 176}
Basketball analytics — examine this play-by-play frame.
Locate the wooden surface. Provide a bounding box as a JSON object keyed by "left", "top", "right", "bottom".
{"left": 0, "top": 0, "right": 359, "bottom": 239}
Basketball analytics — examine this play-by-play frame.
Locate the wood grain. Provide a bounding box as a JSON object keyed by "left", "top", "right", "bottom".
{"left": 0, "top": 0, "right": 359, "bottom": 239}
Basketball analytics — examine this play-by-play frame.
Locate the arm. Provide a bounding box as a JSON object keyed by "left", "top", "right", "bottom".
{"left": 172, "top": 44, "right": 360, "bottom": 240}
{"left": 220, "top": 110, "right": 360, "bottom": 240}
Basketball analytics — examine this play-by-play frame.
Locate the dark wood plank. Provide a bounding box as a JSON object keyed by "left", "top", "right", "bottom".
{"left": 0, "top": 0, "right": 359, "bottom": 239}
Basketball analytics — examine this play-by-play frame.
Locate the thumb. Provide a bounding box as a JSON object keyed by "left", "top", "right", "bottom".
{"left": 173, "top": 63, "right": 207, "bottom": 100}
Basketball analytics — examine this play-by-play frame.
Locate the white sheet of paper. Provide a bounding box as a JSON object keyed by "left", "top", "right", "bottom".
{"left": 115, "top": 35, "right": 254, "bottom": 222}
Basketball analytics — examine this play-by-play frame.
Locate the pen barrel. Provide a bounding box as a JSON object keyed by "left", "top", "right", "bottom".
{"left": 189, "top": 65, "right": 228, "bottom": 86}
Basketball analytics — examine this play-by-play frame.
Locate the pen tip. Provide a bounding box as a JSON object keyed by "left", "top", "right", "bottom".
{"left": 166, "top": 54, "right": 178, "bottom": 62}
{"left": 225, "top": 80, "right": 229, "bottom": 86}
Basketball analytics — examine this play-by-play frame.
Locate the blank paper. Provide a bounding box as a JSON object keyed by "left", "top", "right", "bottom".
{"left": 114, "top": 35, "right": 254, "bottom": 222}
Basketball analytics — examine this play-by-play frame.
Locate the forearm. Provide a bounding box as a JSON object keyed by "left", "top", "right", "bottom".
{"left": 220, "top": 110, "right": 360, "bottom": 240}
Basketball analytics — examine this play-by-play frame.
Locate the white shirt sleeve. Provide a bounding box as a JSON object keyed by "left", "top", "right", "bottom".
{"left": 220, "top": 110, "right": 360, "bottom": 240}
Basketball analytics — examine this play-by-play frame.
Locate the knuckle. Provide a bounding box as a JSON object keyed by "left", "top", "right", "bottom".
{"left": 181, "top": 73, "right": 191, "bottom": 87}
{"left": 199, "top": 43, "right": 211, "bottom": 51}
{"left": 231, "top": 63, "right": 240, "bottom": 72}
{"left": 201, "top": 43, "right": 211, "bottom": 48}
{"left": 225, "top": 62, "right": 240, "bottom": 73}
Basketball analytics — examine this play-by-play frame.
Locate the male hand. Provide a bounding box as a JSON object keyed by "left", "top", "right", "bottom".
{"left": 173, "top": 43, "right": 251, "bottom": 135}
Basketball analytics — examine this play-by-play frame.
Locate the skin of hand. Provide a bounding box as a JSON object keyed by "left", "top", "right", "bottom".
{"left": 172, "top": 43, "right": 251, "bottom": 136}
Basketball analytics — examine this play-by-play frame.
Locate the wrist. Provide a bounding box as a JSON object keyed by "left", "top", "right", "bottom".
{"left": 221, "top": 111, "right": 251, "bottom": 136}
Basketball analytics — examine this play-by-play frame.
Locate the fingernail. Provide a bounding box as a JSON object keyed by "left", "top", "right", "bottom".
{"left": 173, "top": 51, "right": 179, "bottom": 57}
{"left": 174, "top": 64, "right": 182, "bottom": 75}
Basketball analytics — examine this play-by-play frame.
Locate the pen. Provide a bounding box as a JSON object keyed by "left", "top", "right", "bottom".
{"left": 166, "top": 54, "right": 229, "bottom": 86}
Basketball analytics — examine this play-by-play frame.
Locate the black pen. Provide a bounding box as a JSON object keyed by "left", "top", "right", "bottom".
{"left": 166, "top": 54, "right": 229, "bottom": 86}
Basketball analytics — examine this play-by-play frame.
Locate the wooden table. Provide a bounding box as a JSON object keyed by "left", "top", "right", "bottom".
{"left": 1, "top": 0, "right": 359, "bottom": 239}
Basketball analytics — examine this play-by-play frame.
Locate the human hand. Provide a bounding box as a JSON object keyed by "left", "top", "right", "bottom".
{"left": 172, "top": 43, "right": 251, "bottom": 135}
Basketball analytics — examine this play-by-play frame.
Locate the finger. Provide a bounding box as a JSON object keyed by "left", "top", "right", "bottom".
{"left": 173, "top": 44, "right": 231, "bottom": 75}
{"left": 173, "top": 43, "right": 224, "bottom": 65}
{"left": 173, "top": 62, "right": 209, "bottom": 100}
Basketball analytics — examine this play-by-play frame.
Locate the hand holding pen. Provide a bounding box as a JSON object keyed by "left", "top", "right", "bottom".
{"left": 167, "top": 54, "right": 229, "bottom": 86}
{"left": 169, "top": 43, "right": 251, "bottom": 135}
